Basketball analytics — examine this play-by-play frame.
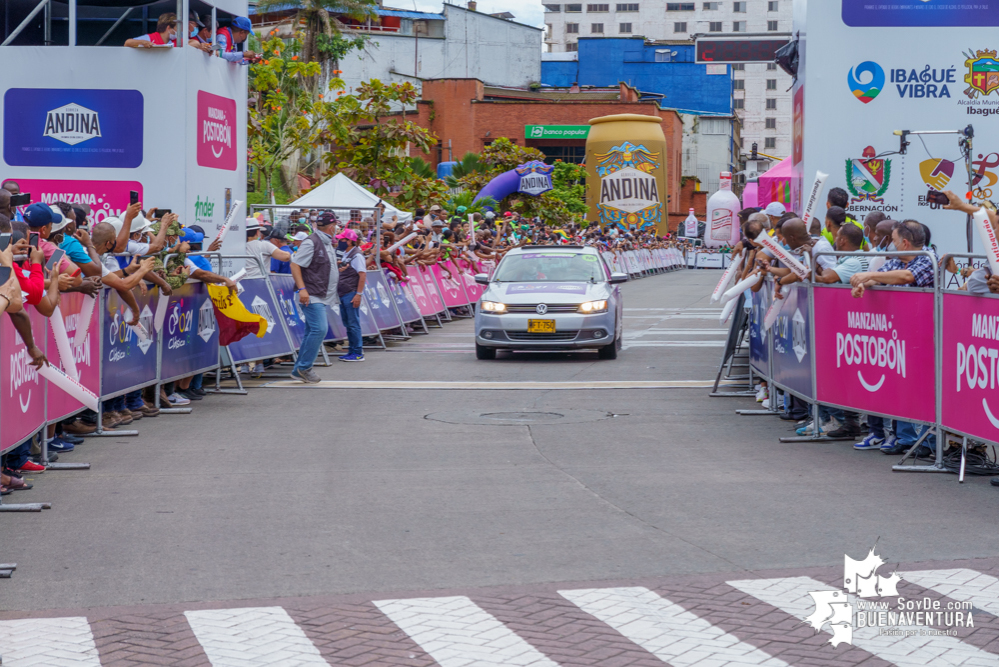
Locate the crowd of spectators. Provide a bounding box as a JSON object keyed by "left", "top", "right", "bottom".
{"left": 124, "top": 12, "right": 259, "bottom": 65}
{"left": 726, "top": 182, "right": 999, "bottom": 473}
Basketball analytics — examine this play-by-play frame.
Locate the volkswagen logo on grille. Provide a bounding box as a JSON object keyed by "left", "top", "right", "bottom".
{"left": 536, "top": 304, "right": 548, "bottom": 315}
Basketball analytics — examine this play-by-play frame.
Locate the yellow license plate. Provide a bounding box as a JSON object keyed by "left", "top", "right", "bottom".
{"left": 527, "top": 319, "right": 556, "bottom": 333}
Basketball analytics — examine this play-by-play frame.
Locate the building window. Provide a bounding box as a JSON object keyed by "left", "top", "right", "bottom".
{"left": 767, "top": 20, "right": 779, "bottom": 30}
{"left": 591, "top": 22, "right": 604, "bottom": 31}
{"left": 732, "top": 79, "right": 744, "bottom": 90}
{"left": 666, "top": 2, "right": 695, "bottom": 9}
{"left": 566, "top": 22, "right": 579, "bottom": 32}
{"left": 732, "top": 21, "right": 746, "bottom": 32}
{"left": 546, "top": 23, "right": 553, "bottom": 36}
{"left": 620, "top": 22, "right": 633, "bottom": 32}
{"left": 766, "top": 98, "right": 777, "bottom": 109}
{"left": 767, "top": 62, "right": 777, "bottom": 70}
{"left": 566, "top": 42, "right": 578, "bottom": 51}
{"left": 768, "top": 1, "right": 778, "bottom": 10}
{"left": 587, "top": 4, "right": 609, "bottom": 11}
{"left": 731, "top": 63, "right": 744, "bottom": 70}
{"left": 703, "top": 1, "right": 719, "bottom": 8}
{"left": 616, "top": 2, "right": 639, "bottom": 9}
{"left": 733, "top": 98, "right": 745, "bottom": 109}
{"left": 544, "top": 3, "right": 561, "bottom": 10}
{"left": 655, "top": 49, "right": 672, "bottom": 62}
{"left": 566, "top": 3, "right": 582, "bottom": 10}
{"left": 673, "top": 21, "right": 686, "bottom": 32}
{"left": 766, "top": 78, "right": 777, "bottom": 89}
{"left": 701, "top": 118, "right": 728, "bottom": 135}
{"left": 709, "top": 21, "right": 722, "bottom": 31}
{"left": 538, "top": 145, "right": 586, "bottom": 164}
{"left": 733, "top": 1, "right": 746, "bottom": 11}
{"left": 765, "top": 117, "right": 776, "bottom": 129}
{"left": 764, "top": 137, "right": 777, "bottom": 149}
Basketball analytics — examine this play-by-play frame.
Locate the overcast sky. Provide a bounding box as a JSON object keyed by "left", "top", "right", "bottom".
{"left": 406, "top": 0, "right": 545, "bottom": 29}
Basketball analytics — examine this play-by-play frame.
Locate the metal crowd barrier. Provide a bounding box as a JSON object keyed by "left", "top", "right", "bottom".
{"left": 721, "top": 249, "right": 999, "bottom": 480}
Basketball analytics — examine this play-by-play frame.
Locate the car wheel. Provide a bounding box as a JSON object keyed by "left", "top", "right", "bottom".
{"left": 476, "top": 343, "right": 497, "bottom": 360}
{"left": 598, "top": 342, "right": 618, "bottom": 360}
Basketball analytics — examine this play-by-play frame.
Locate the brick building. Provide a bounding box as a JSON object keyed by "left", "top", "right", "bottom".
{"left": 410, "top": 78, "right": 685, "bottom": 217}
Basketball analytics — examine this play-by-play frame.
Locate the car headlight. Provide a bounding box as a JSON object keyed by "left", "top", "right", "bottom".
{"left": 578, "top": 300, "right": 608, "bottom": 314}
{"left": 481, "top": 301, "right": 507, "bottom": 313}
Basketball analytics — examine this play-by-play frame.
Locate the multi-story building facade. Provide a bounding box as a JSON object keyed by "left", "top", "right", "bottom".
{"left": 542, "top": 0, "right": 792, "bottom": 164}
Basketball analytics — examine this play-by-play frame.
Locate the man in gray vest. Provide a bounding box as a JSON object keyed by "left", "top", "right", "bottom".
{"left": 289, "top": 212, "right": 339, "bottom": 383}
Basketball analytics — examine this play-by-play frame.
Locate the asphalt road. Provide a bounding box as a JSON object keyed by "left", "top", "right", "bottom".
{"left": 4, "top": 267, "right": 999, "bottom": 617}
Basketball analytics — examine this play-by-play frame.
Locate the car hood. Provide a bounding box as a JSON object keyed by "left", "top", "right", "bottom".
{"left": 483, "top": 281, "right": 611, "bottom": 304}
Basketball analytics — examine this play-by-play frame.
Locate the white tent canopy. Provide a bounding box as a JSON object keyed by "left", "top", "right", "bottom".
{"left": 290, "top": 173, "right": 413, "bottom": 223}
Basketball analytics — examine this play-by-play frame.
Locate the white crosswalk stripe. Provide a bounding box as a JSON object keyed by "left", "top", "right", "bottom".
{"left": 729, "top": 576, "right": 999, "bottom": 667}
{"left": 559, "top": 586, "right": 789, "bottom": 667}
{"left": 903, "top": 569, "right": 999, "bottom": 616}
{"left": 0, "top": 617, "right": 101, "bottom": 667}
{"left": 184, "top": 606, "right": 329, "bottom": 667}
{"left": 374, "top": 595, "right": 559, "bottom": 667}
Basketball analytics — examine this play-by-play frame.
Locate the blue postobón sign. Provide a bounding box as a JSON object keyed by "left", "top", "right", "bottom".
{"left": 770, "top": 283, "right": 813, "bottom": 400}
{"left": 363, "top": 272, "right": 402, "bottom": 332}
{"left": 160, "top": 282, "right": 219, "bottom": 381}
{"left": 4, "top": 88, "right": 144, "bottom": 168}
{"left": 102, "top": 287, "right": 159, "bottom": 397}
{"left": 749, "top": 280, "right": 770, "bottom": 377}
{"left": 226, "top": 278, "right": 294, "bottom": 364}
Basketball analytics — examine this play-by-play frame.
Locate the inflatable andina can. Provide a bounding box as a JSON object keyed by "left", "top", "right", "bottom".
{"left": 585, "top": 114, "right": 668, "bottom": 234}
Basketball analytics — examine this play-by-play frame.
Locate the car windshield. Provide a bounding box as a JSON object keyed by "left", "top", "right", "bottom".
{"left": 493, "top": 252, "right": 605, "bottom": 283}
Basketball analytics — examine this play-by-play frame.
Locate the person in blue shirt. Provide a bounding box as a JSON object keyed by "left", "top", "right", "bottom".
{"left": 266, "top": 228, "right": 293, "bottom": 274}
{"left": 216, "top": 16, "right": 259, "bottom": 64}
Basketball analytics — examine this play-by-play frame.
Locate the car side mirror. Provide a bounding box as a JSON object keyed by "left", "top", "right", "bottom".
{"left": 609, "top": 272, "right": 629, "bottom": 284}
{"left": 474, "top": 273, "right": 490, "bottom": 285}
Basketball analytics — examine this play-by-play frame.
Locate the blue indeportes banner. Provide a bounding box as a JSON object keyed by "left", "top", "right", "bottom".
{"left": 749, "top": 280, "right": 770, "bottom": 377}
{"left": 226, "top": 278, "right": 294, "bottom": 363}
{"left": 4, "top": 88, "right": 144, "bottom": 168}
{"left": 268, "top": 274, "right": 308, "bottom": 349}
{"left": 842, "top": 0, "right": 999, "bottom": 26}
{"left": 102, "top": 288, "right": 158, "bottom": 397}
{"left": 363, "top": 272, "right": 402, "bottom": 332}
{"left": 770, "top": 284, "right": 813, "bottom": 400}
{"left": 160, "top": 282, "right": 219, "bottom": 381}
{"left": 388, "top": 277, "right": 421, "bottom": 324}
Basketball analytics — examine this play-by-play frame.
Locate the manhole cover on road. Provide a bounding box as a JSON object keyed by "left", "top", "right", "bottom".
{"left": 425, "top": 409, "right": 614, "bottom": 426}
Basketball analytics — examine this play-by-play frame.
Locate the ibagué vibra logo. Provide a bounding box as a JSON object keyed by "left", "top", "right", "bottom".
{"left": 847, "top": 61, "right": 884, "bottom": 104}
{"left": 807, "top": 545, "right": 973, "bottom": 648}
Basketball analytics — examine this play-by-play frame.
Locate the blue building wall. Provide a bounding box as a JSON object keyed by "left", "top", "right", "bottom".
{"left": 541, "top": 38, "right": 733, "bottom": 115}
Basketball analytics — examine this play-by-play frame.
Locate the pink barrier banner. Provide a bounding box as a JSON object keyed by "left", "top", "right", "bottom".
{"left": 455, "top": 259, "right": 485, "bottom": 302}
{"left": 413, "top": 266, "right": 445, "bottom": 314}
{"left": 406, "top": 267, "right": 437, "bottom": 317}
{"left": 941, "top": 292, "right": 999, "bottom": 441}
{"left": 813, "top": 286, "right": 935, "bottom": 422}
{"left": 46, "top": 292, "right": 100, "bottom": 422}
{"left": 432, "top": 262, "right": 469, "bottom": 308}
{"left": 1, "top": 308, "right": 47, "bottom": 452}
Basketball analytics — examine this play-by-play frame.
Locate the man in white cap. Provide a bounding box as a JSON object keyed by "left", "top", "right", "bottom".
{"left": 763, "top": 201, "right": 786, "bottom": 230}
{"left": 245, "top": 217, "right": 291, "bottom": 279}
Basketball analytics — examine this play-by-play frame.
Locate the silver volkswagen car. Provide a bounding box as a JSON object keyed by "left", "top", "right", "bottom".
{"left": 473, "top": 245, "right": 628, "bottom": 360}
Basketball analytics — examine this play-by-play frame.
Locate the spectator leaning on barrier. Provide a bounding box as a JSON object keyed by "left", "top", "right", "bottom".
{"left": 336, "top": 228, "right": 367, "bottom": 362}
{"left": 125, "top": 12, "right": 177, "bottom": 47}
{"left": 850, "top": 219, "right": 935, "bottom": 457}
{"left": 245, "top": 219, "right": 291, "bottom": 279}
{"left": 289, "top": 214, "right": 339, "bottom": 383}
{"left": 216, "top": 17, "right": 259, "bottom": 64}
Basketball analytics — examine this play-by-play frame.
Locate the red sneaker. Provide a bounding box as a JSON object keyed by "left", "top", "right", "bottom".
{"left": 16, "top": 461, "right": 45, "bottom": 474}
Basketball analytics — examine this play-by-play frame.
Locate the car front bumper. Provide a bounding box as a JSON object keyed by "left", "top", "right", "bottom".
{"left": 474, "top": 311, "right": 617, "bottom": 349}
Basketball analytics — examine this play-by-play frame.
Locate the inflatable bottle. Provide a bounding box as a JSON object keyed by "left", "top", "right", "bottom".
{"left": 705, "top": 172, "right": 741, "bottom": 248}
{"left": 682, "top": 208, "right": 699, "bottom": 238}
